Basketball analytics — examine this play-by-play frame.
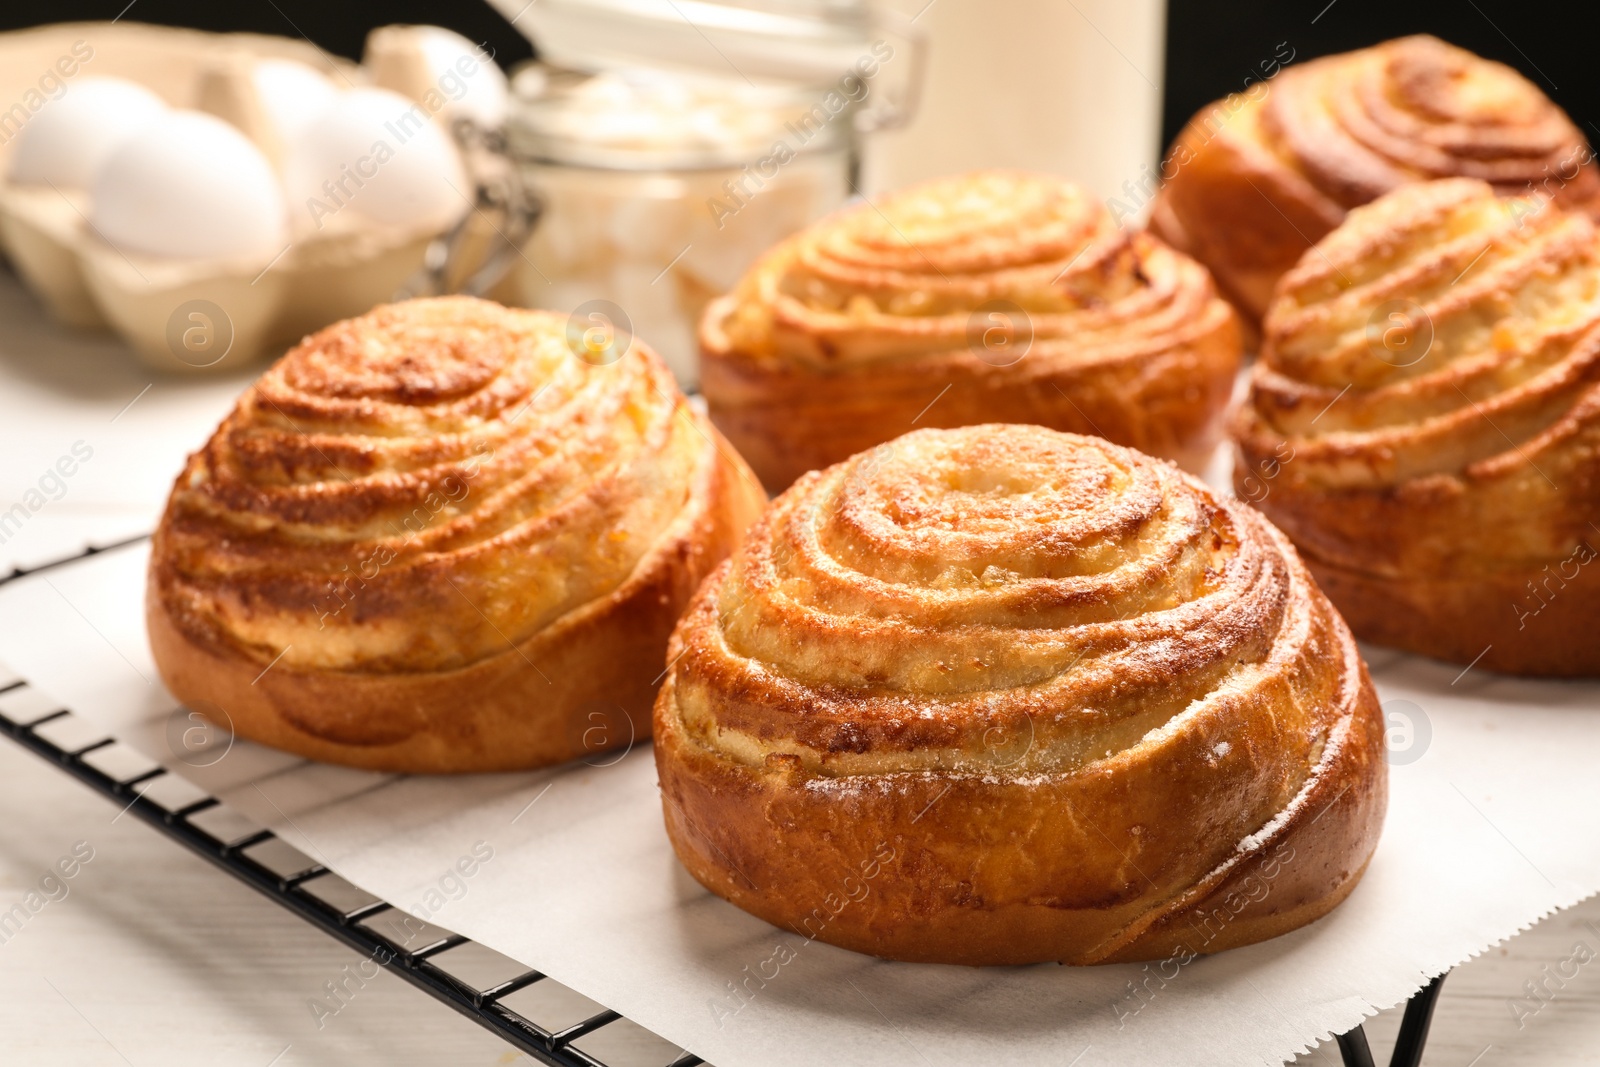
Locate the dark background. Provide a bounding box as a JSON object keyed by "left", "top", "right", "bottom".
{"left": 0, "top": 0, "right": 537, "bottom": 72}
{"left": 1, "top": 0, "right": 1592, "bottom": 156}
{"left": 1160, "top": 0, "right": 1598, "bottom": 147}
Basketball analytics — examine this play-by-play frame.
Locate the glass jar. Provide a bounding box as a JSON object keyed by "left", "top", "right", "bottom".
{"left": 505, "top": 67, "right": 860, "bottom": 384}
{"left": 488, "top": 0, "right": 924, "bottom": 386}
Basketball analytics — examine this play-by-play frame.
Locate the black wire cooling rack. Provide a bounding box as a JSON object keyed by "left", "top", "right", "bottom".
{"left": 0, "top": 537, "right": 1444, "bottom": 1067}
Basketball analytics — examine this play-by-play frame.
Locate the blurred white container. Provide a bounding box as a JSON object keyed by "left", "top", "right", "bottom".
{"left": 864, "top": 0, "right": 1166, "bottom": 210}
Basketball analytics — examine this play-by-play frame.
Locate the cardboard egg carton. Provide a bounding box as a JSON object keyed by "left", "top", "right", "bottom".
{"left": 0, "top": 21, "right": 510, "bottom": 373}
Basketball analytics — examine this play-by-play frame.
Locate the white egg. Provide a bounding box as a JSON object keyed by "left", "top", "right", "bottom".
{"left": 414, "top": 27, "right": 508, "bottom": 128}
{"left": 8, "top": 77, "right": 167, "bottom": 187}
{"left": 91, "top": 111, "right": 288, "bottom": 260}
{"left": 252, "top": 58, "right": 339, "bottom": 144}
{"left": 285, "top": 87, "right": 467, "bottom": 233}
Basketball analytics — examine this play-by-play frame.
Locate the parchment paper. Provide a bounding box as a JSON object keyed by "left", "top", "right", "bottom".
{"left": 1, "top": 542, "right": 1597, "bottom": 1067}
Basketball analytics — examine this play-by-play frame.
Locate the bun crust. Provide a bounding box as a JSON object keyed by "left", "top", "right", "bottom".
{"left": 1235, "top": 178, "right": 1600, "bottom": 676}
{"left": 701, "top": 171, "right": 1241, "bottom": 490}
{"left": 148, "top": 297, "right": 767, "bottom": 772}
{"left": 1152, "top": 35, "right": 1600, "bottom": 323}
{"left": 655, "top": 425, "right": 1385, "bottom": 965}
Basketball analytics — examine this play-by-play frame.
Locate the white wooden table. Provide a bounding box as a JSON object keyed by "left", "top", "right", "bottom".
{"left": 0, "top": 266, "right": 1594, "bottom": 1066}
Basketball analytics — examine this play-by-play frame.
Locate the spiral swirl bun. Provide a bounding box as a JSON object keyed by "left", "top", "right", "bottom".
{"left": 701, "top": 170, "right": 1240, "bottom": 490}
{"left": 1152, "top": 36, "right": 1600, "bottom": 324}
{"left": 148, "top": 297, "right": 766, "bottom": 772}
{"left": 1235, "top": 178, "right": 1600, "bottom": 676}
{"left": 655, "top": 425, "right": 1384, "bottom": 965}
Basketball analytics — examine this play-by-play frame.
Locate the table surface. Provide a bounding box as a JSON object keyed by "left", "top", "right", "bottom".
{"left": 1, "top": 267, "right": 1596, "bottom": 1066}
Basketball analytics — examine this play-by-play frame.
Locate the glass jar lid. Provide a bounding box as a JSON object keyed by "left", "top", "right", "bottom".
{"left": 491, "top": 0, "right": 923, "bottom": 169}
{"left": 507, "top": 63, "right": 859, "bottom": 170}
{"left": 489, "top": 0, "right": 893, "bottom": 87}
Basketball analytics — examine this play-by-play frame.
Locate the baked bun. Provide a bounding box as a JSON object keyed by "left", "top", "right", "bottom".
{"left": 655, "top": 424, "right": 1385, "bottom": 965}
{"left": 1235, "top": 178, "right": 1600, "bottom": 677}
{"left": 700, "top": 170, "right": 1241, "bottom": 490}
{"left": 1152, "top": 35, "right": 1600, "bottom": 324}
{"left": 148, "top": 296, "right": 766, "bottom": 773}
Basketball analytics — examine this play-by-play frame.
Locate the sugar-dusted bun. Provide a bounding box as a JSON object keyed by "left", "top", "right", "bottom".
{"left": 1235, "top": 178, "right": 1600, "bottom": 676}
{"left": 655, "top": 424, "right": 1385, "bottom": 965}
{"left": 148, "top": 297, "right": 766, "bottom": 772}
{"left": 701, "top": 170, "right": 1241, "bottom": 490}
{"left": 1152, "top": 35, "right": 1600, "bottom": 323}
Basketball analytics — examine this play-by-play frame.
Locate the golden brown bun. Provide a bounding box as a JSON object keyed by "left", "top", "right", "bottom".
{"left": 1152, "top": 35, "right": 1600, "bottom": 324}
{"left": 148, "top": 297, "right": 767, "bottom": 773}
{"left": 701, "top": 170, "right": 1241, "bottom": 491}
{"left": 655, "top": 424, "right": 1385, "bottom": 965}
{"left": 1234, "top": 178, "right": 1600, "bottom": 677}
